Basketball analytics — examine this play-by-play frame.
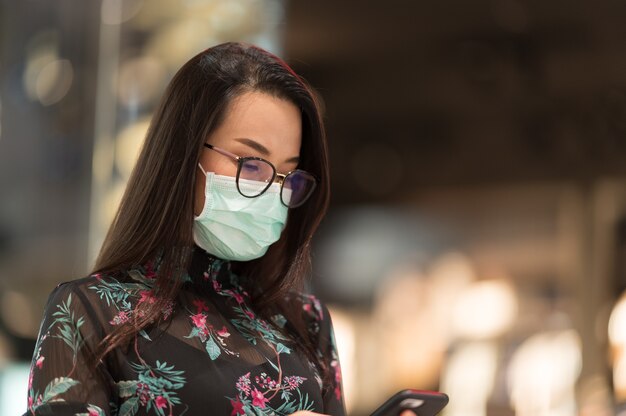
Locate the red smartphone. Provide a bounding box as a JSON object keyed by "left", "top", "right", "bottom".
{"left": 370, "top": 389, "right": 449, "bottom": 416}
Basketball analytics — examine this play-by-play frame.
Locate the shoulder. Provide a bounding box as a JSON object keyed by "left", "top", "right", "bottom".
{"left": 43, "top": 269, "right": 155, "bottom": 326}
{"left": 48, "top": 270, "right": 147, "bottom": 302}
{"left": 286, "top": 290, "right": 333, "bottom": 338}
{"left": 44, "top": 274, "right": 108, "bottom": 308}
{"left": 296, "top": 292, "right": 326, "bottom": 322}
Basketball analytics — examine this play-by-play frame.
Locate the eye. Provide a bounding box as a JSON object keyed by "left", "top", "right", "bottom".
{"left": 239, "top": 159, "right": 275, "bottom": 183}
{"left": 241, "top": 162, "right": 261, "bottom": 173}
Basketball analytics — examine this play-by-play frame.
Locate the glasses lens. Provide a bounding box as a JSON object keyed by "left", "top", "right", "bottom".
{"left": 282, "top": 170, "right": 317, "bottom": 207}
{"left": 237, "top": 159, "right": 275, "bottom": 197}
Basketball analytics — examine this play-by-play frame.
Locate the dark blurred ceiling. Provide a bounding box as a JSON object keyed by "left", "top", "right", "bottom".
{"left": 284, "top": 0, "right": 626, "bottom": 205}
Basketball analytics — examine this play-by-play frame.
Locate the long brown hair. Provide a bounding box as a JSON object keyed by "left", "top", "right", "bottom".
{"left": 91, "top": 42, "right": 331, "bottom": 386}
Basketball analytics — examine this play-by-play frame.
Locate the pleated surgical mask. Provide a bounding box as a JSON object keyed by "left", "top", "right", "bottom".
{"left": 193, "top": 166, "right": 288, "bottom": 261}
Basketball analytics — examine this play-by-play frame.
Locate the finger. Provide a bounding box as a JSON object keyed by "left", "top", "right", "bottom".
{"left": 399, "top": 411, "right": 417, "bottom": 416}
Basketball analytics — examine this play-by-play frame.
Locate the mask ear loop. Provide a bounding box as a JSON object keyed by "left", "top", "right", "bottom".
{"left": 197, "top": 163, "right": 208, "bottom": 176}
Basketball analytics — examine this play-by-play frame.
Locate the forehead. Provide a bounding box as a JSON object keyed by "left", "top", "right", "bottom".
{"left": 210, "top": 90, "right": 302, "bottom": 158}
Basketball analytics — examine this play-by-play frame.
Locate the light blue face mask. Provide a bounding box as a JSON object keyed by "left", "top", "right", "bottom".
{"left": 193, "top": 165, "right": 289, "bottom": 261}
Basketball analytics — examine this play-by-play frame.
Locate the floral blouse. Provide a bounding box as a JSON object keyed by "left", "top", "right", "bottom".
{"left": 25, "top": 246, "right": 346, "bottom": 416}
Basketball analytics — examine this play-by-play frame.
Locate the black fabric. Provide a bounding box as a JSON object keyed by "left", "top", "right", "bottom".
{"left": 25, "top": 245, "right": 346, "bottom": 416}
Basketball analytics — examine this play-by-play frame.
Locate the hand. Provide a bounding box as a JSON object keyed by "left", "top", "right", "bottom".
{"left": 400, "top": 411, "right": 417, "bottom": 416}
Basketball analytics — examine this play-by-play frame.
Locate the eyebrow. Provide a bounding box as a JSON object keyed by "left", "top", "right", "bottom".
{"left": 234, "top": 137, "right": 300, "bottom": 164}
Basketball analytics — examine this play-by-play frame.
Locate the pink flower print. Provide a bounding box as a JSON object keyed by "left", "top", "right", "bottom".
{"left": 145, "top": 261, "right": 157, "bottom": 279}
{"left": 203, "top": 271, "right": 210, "bottom": 281}
{"left": 28, "top": 395, "right": 33, "bottom": 409}
{"left": 137, "top": 382, "right": 150, "bottom": 405}
{"left": 202, "top": 327, "right": 211, "bottom": 338}
{"left": 212, "top": 279, "right": 222, "bottom": 292}
{"left": 138, "top": 290, "right": 156, "bottom": 304}
{"left": 313, "top": 298, "right": 323, "bottom": 320}
{"left": 303, "top": 296, "right": 323, "bottom": 320}
{"left": 332, "top": 359, "right": 342, "bottom": 383}
{"left": 254, "top": 373, "right": 278, "bottom": 390}
{"left": 231, "top": 291, "right": 244, "bottom": 304}
{"left": 236, "top": 372, "right": 251, "bottom": 396}
{"left": 94, "top": 273, "right": 103, "bottom": 281}
{"left": 283, "top": 375, "right": 306, "bottom": 390}
{"left": 332, "top": 359, "right": 342, "bottom": 400}
{"left": 230, "top": 398, "right": 245, "bottom": 416}
{"left": 191, "top": 313, "right": 206, "bottom": 328}
{"left": 255, "top": 373, "right": 277, "bottom": 389}
{"left": 193, "top": 299, "right": 209, "bottom": 313}
{"left": 35, "top": 356, "right": 45, "bottom": 369}
{"left": 109, "top": 311, "right": 130, "bottom": 326}
{"left": 244, "top": 309, "right": 255, "bottom": 320}
{"left": 88, "top": 408, "right": 100, "bottom": 416}
{"left": 155, "top": 395, "right": 168, "bottom": 409}
{"left": 217, "top": 326, "right": 230, "bottom": 338}
{"left": 162, "top": 300, "right": 174, "bottom": 320}
{"left": 251, "top": 388, "right": 269, "bottom": 408}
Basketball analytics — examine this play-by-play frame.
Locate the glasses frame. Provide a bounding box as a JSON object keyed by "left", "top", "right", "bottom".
{"left": 202, "top": 143, "right": 318, "bottom": 208}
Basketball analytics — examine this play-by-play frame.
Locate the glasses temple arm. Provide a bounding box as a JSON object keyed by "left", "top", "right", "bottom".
{"left": 204, "top": 143, "right": 241, "bottom": 161}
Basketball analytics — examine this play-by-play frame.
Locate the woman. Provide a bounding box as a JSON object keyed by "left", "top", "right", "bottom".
{"left": 26, "top": 42, "right": 345, "bottom": 416}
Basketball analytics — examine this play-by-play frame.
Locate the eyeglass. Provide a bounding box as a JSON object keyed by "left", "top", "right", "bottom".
{"left": 203, "top": 143, "right": 318, "bottom": 208}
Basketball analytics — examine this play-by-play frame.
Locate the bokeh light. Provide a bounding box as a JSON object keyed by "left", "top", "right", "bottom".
{"left": 441, "top": 342, "right": 498, "bottom": 416}
{"left": 117, "top": 56, "right": 166, "bottom": 108}
{"left": 0, "top": 291, "right": 37, "bottom": 339}
{"left": 115, "top": 118, "right": 150, "bottom": 178}
{"left": 451, "top": 279, "right": 518, "bottom": 340}
{"left": 507, "top": 329, "right": 582, "bottom": 416}
{"left": 609, "top": 292, "right": 626, "bottom": 401}
{"left": 101, "top": 0, "right": 145, "bottom": 25}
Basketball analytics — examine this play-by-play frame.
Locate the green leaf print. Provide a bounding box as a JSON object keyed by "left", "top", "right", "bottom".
{"left": 276, "top": 343, "right": 291, "bottom": 354}
{"left": 50, "top": 293, "right": 85, "bottom": 364}
{"left": 206, "top": 336, "right": 221, "bottom": 360}
{"left": 280, "top": 388, "right": 293, "bottom": 402}
{"left": 274, "top": 399, "right": 298, "bottom": 415}
{"left": 230, "top": 305, "right": 291, "bottom": 353}
{"left": 296, "top": 390, "right": 315, "bottom": 411}
{"left": 266, "top": 357, "right": 280, "bottom": 373}
{"left": 250, "top": 406, "right": 266, "bottom": 416}
{"left": 118, "top": 396, "right": 140, "bottom": 416}
{"left": 41, "top": 376, "right": 79, "bottom": 403}
{"left": 267, "top": 388, "right": 315, "bottom": 415}
{"left": 128, "top": 359, "right": 186, "bottom": 409}
{"left": 272, "top": 314, "right": 287, "bottom": 328}
{"left": 116, "top": 380, "right": 138, "bottom": 398}
{"left": 184, "top": 326, "right": 203, "bottom": 339}
{"left": 89, "top": 279, "right": 146, "bottom": 309}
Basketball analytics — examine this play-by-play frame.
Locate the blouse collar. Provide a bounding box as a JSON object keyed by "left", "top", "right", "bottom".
{"left": 189, "top": 244, "right": 243, "bottom": 291}
{"left": 127, "top": 245, "right": 246, "bottom": 294}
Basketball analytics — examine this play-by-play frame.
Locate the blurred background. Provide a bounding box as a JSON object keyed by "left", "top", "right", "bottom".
{"left": 1, "top": 0, "right": 626, "bottom": 415}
